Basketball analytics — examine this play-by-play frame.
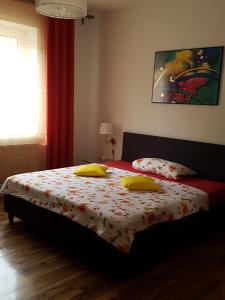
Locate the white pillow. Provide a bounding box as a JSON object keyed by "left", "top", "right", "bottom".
{"left": 132, "top": 158, "right": 196, "bottom": 179}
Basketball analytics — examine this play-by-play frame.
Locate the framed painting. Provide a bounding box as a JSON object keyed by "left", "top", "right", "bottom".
{"left": 152, "top": 46, "right": 223, "bottom": 105}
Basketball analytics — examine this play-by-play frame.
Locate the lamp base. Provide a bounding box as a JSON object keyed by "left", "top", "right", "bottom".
{"left": 111, "top": 138, "right": 116, "bottom": 160}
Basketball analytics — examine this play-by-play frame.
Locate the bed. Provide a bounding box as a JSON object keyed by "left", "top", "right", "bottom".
{"left": 2, "top": 132, "right": 225, "bottom": 254}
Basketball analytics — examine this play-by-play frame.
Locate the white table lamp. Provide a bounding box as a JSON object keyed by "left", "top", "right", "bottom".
{"left": 99, "top": 122, "right": 116, "bottom": 160}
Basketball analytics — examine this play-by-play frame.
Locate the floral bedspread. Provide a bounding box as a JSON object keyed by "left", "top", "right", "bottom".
{"left": 1, "top": 166, "right": 209, "bottom": 253}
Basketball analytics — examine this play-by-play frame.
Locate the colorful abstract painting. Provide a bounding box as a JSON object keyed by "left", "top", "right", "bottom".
{"left": 152, "top": 47, "right": 223, "bottom": 105}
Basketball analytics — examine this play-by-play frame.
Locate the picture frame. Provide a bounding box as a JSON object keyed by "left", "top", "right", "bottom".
{"left": 152, "top": 46, "right": 224, "bottom": 105}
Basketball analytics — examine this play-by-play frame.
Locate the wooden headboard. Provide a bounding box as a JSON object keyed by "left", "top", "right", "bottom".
{"left": 122, "top": 132, "right": 225, "bottom": 182}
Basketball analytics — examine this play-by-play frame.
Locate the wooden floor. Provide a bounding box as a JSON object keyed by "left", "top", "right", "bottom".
{"left": 1, "top": 199, "right": 225, "bottom": 300}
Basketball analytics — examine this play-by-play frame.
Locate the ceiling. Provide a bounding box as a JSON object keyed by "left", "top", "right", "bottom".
{"left": 87, "top": 0, "right": 139, "bottom": 11}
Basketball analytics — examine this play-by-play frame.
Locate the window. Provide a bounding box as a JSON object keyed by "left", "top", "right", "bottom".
{"left": 0, "top": 1, "right": 46, "bottom": 145}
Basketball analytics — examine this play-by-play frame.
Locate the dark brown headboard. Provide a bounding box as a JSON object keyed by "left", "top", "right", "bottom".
{"left": 122, "top": 132, "right": 225, "bottom": 182}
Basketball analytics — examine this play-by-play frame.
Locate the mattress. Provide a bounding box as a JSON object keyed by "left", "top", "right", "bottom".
{"left": 105, "top": 160, "right": 225, "bottom": 207}
{"left": 1, "top": 165, "right": 209, "bottom": 253}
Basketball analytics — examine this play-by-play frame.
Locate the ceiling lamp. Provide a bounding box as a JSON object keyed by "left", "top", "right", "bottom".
{"left": 35, "top": 0, "right": 87, "bottom": 19}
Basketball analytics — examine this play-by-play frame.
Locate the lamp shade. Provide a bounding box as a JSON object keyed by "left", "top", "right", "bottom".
{"left": 99, "top": 123, "right": 113, "bottom": 135}
{"left": 35, "top": 0, "right": 87, "bottom": 19}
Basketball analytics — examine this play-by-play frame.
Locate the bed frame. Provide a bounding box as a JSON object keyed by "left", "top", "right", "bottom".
{"left": 3, "top": 132, "right": 225, "bottom": 255}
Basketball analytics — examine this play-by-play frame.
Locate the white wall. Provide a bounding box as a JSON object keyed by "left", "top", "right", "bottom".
{"left": 74, "top": 13, "right": 101, "bottom": 164}
{"left": 98, "top": 0, "right": 225, "bottom": 160}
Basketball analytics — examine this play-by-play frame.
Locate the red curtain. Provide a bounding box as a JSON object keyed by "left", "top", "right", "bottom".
{"left": 46, "top": 18, "right": 74, "bottom": 169}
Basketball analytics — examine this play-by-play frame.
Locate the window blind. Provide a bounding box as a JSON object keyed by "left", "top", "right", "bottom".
{"left": 0, "top": 0, "right": 46, "bottom": 145}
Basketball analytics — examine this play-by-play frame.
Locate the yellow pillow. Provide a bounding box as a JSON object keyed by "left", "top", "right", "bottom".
{"left": 74, "top": 164, "right": 108, "bottom": 177}
{"left": 121, "top": 176, "right": 161, "bottom": 191}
